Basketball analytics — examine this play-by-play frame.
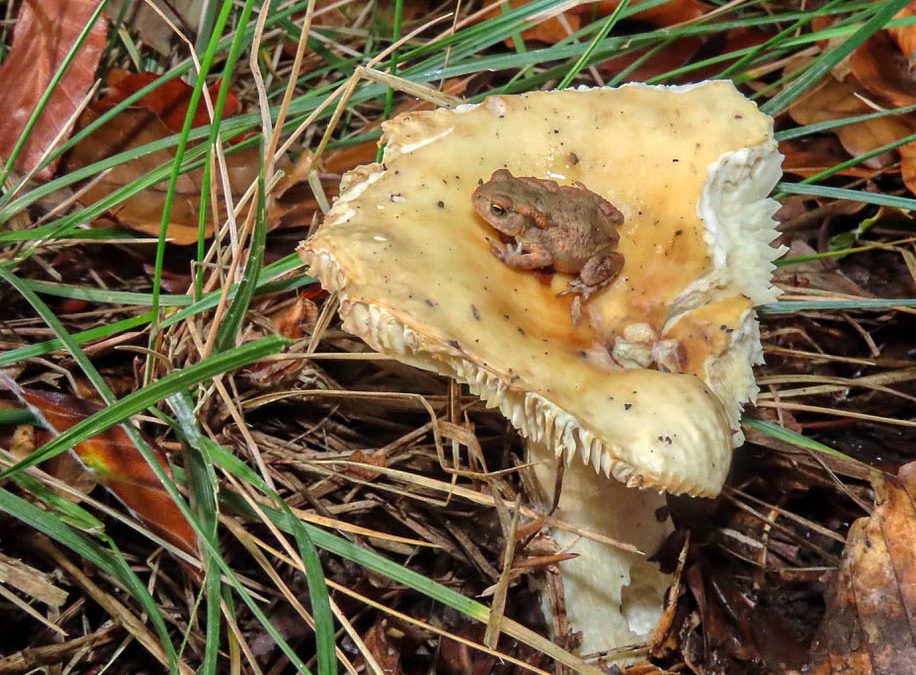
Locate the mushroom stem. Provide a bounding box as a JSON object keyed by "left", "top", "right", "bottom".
{"left": 528, "top": 440, "right": 673, "bottom": 659}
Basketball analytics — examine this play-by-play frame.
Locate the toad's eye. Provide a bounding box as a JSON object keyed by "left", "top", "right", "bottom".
{"left": 490, "top": 204, "right": 507, "bottom": 217}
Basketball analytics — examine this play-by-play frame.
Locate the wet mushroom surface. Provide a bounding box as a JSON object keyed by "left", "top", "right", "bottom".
{"left": 300, "top": 82, "right": 783, "bottom": 498}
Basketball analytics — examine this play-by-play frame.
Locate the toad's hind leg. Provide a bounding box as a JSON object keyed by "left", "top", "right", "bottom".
{"left": 579, "top": 251, "right": 624, "bottom": 289}
{"left": 558, "top": 252, "right": 624, "bottom": 324}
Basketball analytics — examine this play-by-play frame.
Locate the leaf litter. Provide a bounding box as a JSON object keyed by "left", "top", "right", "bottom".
{"left": 0, "top": 0, "right": 915, "bottom": 673}
{"left": 0, "top": 0, "right": 106, "bottom": 180}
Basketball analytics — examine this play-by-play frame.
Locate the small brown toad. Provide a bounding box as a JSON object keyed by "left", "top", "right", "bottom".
{"left": 472, "top": 168, "right": 625, "bottom": 322}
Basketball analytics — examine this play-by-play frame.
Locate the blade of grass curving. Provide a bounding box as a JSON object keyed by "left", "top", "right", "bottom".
{"left": 195, "top": 0, "right": 259, "bottom": 298}
{"left": 219, "top": 492, "right": 596, "bottom": 672}
{"left": 557, "top": 0, "right": 629, "bottom": 89}
{"left": 775, "top": 103, "right": 916, "bottom": 142}
{"left": 776, "top": 245, "right": 880, "bottom": 267}
{"left": 212, "top": 158, "right": 267, "bottom": 354}
{"left": 777, "top": 182, "right": 916, "bottom": 210}
{"left": 760, "top": 298, "right": 916, "bottom": 313}
{"left": 23, "top": 280, "right": 193, "bottom": 307}
{"left": 377, "top": 0, "right": 405, "bottom": 163}
{"left": 0, "top": 486, "right": 180, "bottom": 670}
{"left": 148, "top": 0, "right": 236, "bottom": 376}
{"left": 742, "top": 417, "right": 859, "bottom": 461}
{"left": 0, "top": 262, "right": 311, "bottom": 370}
{"left": 0, "top": 335, "right": 288, "bottom": 477}
{"left": 0, "top": 0, "right": 109, "bottom": 188}
{"left": 714, "top": 0, "right": 849, "bottom": 81}
{"left": 762, "top": 0, "right": 911, "bottom": 115}
{"left": 280, "top": 503, "right": 337, "bottom": 675}
{"left": 169, "top": 392, "right": 221, "bottom": 675}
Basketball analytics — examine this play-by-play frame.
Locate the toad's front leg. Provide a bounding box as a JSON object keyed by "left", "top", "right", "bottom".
{"left": 491, "top": 241, "right": 553, "bottom": 270}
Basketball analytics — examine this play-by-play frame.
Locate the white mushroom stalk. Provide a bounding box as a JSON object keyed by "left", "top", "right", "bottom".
{"left": 300, "top": 82, "right": 783, "bottom": 660}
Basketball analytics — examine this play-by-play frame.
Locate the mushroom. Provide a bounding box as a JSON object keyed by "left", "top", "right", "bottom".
{"left": 299, "top": 82, "right": 783, "bottom": 656}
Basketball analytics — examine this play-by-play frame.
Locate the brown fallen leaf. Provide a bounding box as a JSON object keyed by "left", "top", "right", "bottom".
{"left": 780, "top": 136, "right": 882, "bottom": 179}
{"left": 807, "top": 462, "right": 916, "bottom": 673}
{"left": 787, "top": 59, "right": 916, "bottom": 169}
{"left": 481, "top": 0, "right": 580, "bottom": 46}
{"left": 354, "top": 620, "right": 402, "bottom": 674}
{"left": 596, "top": 36, "right": 705, "bottom": 83}
{"left": 0, "top": 0, "right": 107, "bottom": 179}
{"left": 97, "top": 69, "right": 242, "bottom": 132}
{"left": 779, "top": 136, "right": 875, "bottom": 178}
{"left": 888, "top": 1, "right": 916, "bottom": 66}
{"left": 850, "top": 32, "right": 916, "bottom": 107}
{"left": 9, "top": 386, "right": 197, "bottom": 559}
{"left": 65, "top": 70, "right": 258, "bottom": 244}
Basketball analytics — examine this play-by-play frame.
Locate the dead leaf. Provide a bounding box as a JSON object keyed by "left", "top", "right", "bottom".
{"left": 850, "top": 32, "right": 916, "bottom": 107}
{"left": 807, "top": 462, "right": 916, "bottom": 673}
{"left": 787, "top": 65, "right": 916, "bottom": 169}
{"left": 481, "top": 0, "right": 580, "bottom": 46}
{"left": 0, "top": 0, "right": 107, "bottom": 179}
{"left": 596, "top": 36, "right": 704, "bottom": 82}
{"left": 780, "top": 136, "right": 880, "bottom": 179}
{"left": 355, "top": 620, "right": 402, "bottom": 674}
{"left": 65, "top": 71, "right": 258, "bottom": 244}
{"left": 97, "top": 69, "right": 242, "bottom": 132}
{"left": 899, "top": 141, "right": 916, "bottom": 192}
{"left": 888, "top": 1, "right": 916, "bottom": 65}
{"left": 15, "top": 388, "right": 197, "bottom": 558}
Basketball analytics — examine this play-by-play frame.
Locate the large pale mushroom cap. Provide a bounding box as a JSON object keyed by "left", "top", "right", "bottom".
{"left": 299, "top": 82, "right": 783, "bottom": 498}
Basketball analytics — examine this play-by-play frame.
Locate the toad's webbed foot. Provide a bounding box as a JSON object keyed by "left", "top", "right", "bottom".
{"left": 557, "top": 278, "right": 600, "bottom": 324}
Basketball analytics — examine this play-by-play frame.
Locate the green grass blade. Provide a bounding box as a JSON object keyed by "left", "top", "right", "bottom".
{"left": 0, "top": 334, "right": 289, "bottom": 478}
{"left": 742, "top": 417, "right": 858, "bottom": 461}
{"left": 762, "top": 0, "right": 911, "bottom": 114}
{"left": 0, "top": 486, "right": 180, "bottom": 670}
{"left": 774, "top": 103, "right": 916, "bottom": 142}
{"left": 281, "top": 504, "right": 338, "bottom": 675}
{"left": 148, "top": 0, "right": 237, "bottom": 368}
{"left": 760, "top": 298, "right": 916, "bottom": 313}
{"left": 558, "top": 0, "right": 629, "bottom": 88}
{"left": 195, "top": 0, "right": 260, "bottom": 298}
{"left": 777, "top": 182, "right": 916, "bottom": 210}
{"left": 23, "top": 280, "right": 193, "bottom": 307}
{"left": 169, "top": 392, "right": 221, "bottom": 675}
{"left": 213, "top": 152, "right": 267, "bottom": 354}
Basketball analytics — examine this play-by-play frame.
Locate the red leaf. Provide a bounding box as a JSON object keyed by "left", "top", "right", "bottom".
{"left": 65, "top": 109, "right": 259, "bottom": 245}
{"left": 18, "top": 389, "right": 197, "bottom": 558}
{"left": 0, "top": 0, "right": 107, "bottom": 179}
{"left": 95, "top": 69, "right": 242, "bottom": 132}
{"left": 807, "top": 463, "right": 916, "bottom": 673}
{"left": 62, "top": 68, "right": 255, "bottom": 244}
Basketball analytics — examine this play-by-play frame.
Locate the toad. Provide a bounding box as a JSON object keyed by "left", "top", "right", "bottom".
{"left": 472, "top": 168, "right": 625, "bottom": 322}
